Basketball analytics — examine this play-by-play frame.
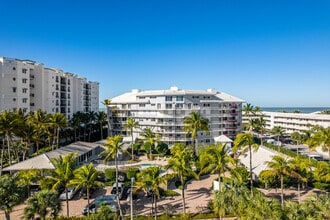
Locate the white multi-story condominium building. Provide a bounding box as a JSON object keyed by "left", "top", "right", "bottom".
{"left": 0, "top": 57, "right": 99, "bottom": 119}
{"left": 244, "top": 111, "right": 330, "bottom": 134}
{"left": 108, "top": 86, "right": 244, "bottom": 146}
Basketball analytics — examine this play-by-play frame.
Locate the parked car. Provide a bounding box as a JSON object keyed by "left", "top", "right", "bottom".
{"left": 111, "top": 182, "right": 125, "bottom": 200}
{"left": 82, "top": 195, "right": 117, "bottom": 215}
{"left": 59, "top": 186, "right": 78, "bottom": 200}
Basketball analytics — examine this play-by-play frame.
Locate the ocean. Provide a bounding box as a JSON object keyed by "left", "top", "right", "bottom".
{"left": 261, "top": 107, "right": 330, "bottom": 114}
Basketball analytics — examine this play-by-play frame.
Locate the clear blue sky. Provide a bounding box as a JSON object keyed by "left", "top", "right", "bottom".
{"left": 1, "top": 0, "right": 330, "bottom": 107}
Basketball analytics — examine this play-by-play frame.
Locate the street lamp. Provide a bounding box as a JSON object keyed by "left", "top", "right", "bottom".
{"left": 131, "top": 177, "right": 135, "bottom": 220}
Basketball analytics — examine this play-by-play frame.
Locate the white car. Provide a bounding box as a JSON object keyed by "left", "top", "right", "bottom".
{"left": 59, "top": 187, "right": 78, "bottom": 200}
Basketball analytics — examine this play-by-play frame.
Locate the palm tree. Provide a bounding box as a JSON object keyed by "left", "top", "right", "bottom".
{"left": 140, "top": 128, "right": 160, "bottom": 160}
{"left": 198, "top": 143, "right": 235, "bottom": 191}
{"left": 265, "top": 155, "right": 291, "bottom": 207}
{"left": 18, "top": 169, "right": 40, "bottom": 197}
{"left": 49, "top": 112, "right": 68, "bottom": 149}
{"left": 43, "top": 153, "right": 77, "bottom": 216}
{"left": 27, "top": 109, "right": 50, "bottom": 153}
{"left": 255, "top": 117, "right": 266, "bottom": 145}
{"left": 0, "top": 174, "right": 25, "bottom": 220}
{"left": 166, "top": 143, "right": 197, "bottom": 219}
{"left": 99, "top": 135, "right": 125, "bottom": 218}
{"left": 102, "top": 99, "right": 112, "bottom": 137}
{"left": 71, "top": 163, "right": 103, "bottom": 214}
{"left": 136, "top": 166, "right": 165, "bottom": 220}
{"left": 271, "top": 126, "right": 285, "bottom": 143}
{"left": 0, "top": 110, "right": 17, "bottom": 169}
{"left": 310, "top": 126, "right": 330, "bottom": 163}
{"left": 96, "top": 111, "right": 108, "bottom": 140}
{"left": 124, "top": 117, "right": 140, "bottom": 160}
{"left": 243, "top": 103, "right": 255, "bottom": 117}
{"left": 23, "top": 189, "right": 61, "bottom": 220}
{"left": 182, "top": 110, "right": 209, "bottom": 155}
{"left": 233, "top": 133, "right": 259, "bottom": 197}
{"left": 289, "top": 157, "right": 311, "bottom": 204}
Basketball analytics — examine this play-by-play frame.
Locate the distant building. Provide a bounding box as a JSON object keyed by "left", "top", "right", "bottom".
{"left": 0, "top": 57, "right": 99, "bottom": 119}
{"left": 108, "top": 86, "right": 244, "bottom": 146}
{"left": 244, "top": 111, "right": 330, "bottom": 133}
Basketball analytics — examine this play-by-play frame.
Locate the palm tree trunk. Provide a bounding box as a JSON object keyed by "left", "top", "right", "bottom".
{"left": 181, "top": 175, "right": 186, "bottom": 219}
{"left": 194, "top": 137, "right": 199, "bottom": 156}
{"left": 5, "top": 211, "right": 10, "bottom": 220}
{"left": 66, "top": 188, "right": 69, "bottom": 216}
{"left": 154, "top": 193, "right": 158, "bottom": 220}
{"left": 115, "top": 155, "right": 123, "bottom": 218}
{"left": 57, "top": 127, "right": 60, "bottom": 149}
{"left": 0, "top": 140, "right": 4, "bottom": 176}
{"left": 131, "top": 132, "right": 134, "bottom": 160}
{"left": 100, "top": 123, "right": 103, "bottom": 140}
{"left": 280, "top": 175, "right": 284, "bottom": 207}
{"left": 6, "top": 135, "right": 12, "bottom": 166}
{"left": 298, "top": 182, "right": 301, "bottom": 204}
{"left": 249, "top": 146, "right": 253, "bottom": 197}
{"left": 87, "top": 188, "right": 90, "bottom": 216}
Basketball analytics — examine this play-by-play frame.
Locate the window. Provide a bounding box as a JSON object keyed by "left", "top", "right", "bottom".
{"left": 176, "top": 96, "right": 183, "bottom": 101}
{"left": 176, "top": 103, "right": 183, "bottom": 108}
{"left": 22, "top": 78, "right": 27, "bottom": 83}
{"left": 13, "top": 67, "right": 16, "bottom": 71}
{"left": 13, "top": 98, "right": 16, "bottom": 102}
{"left": 139, "top": 104, "right": 146, "bottom": 107}
{"left": 22, "top": 88, "right": 28, "bottom": 93}
{"left": 165, "top": 96, "right": 172, "bottom": 101}
{"left": 157, "top": 104, "right": 161, "bottom": 109}
{"left": 13, "top": 77, "right": 16, "bottom": 81}
{"left": 22, "top": 98, "right": 28, "bottom": 103}
{"left": 166, "top": 104, "right": 172, "bottom": 109}
{"left": 12, "top": 87, "right": 17, "bottom": 93}
{"left": 22, "top": 68, "right": 27, "bottom": 74}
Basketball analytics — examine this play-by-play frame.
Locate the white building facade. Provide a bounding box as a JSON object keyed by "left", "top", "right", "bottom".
{"left": 0, "top": 57, "right": 99, "bottom": 119}
{"left": 109, "top": 87, "right": 244, "bottom": 146}
{"left": 261, "top": 111, "right": 330, "bottom": 133}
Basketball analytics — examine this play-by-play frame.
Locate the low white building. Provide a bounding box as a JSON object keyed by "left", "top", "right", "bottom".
{"left": 244, "top": 111, "right": 330, "bottom": 133}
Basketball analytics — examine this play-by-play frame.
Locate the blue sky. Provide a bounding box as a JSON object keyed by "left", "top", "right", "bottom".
{"left": 1, "top": 0, "right": 330, "bottom": 107}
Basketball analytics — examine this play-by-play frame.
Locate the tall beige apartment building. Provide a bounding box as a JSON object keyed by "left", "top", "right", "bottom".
{"left": 0, "top": 57, "right": 99, "bottom": 119}
{"left": 109, "top": 87, "right": 244, "bottom": 146}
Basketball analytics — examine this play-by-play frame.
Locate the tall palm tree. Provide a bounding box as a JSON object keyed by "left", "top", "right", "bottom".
{"left": 233, "top": 133, "right": 259, "bottom": 197}
{"left": 198, "top": 143, "right": 235, "bottom": 191}
{"left": 71, "top": 163, "right": 103, "bottom": 214}
{"left": 140, "top": 128, "right": 160, "bottom": 160}
{"left": 0, "top": 110, "right": 17, "bottom": 169}
{"left": 23, "top": 190, "right": 61, "bottom": 220}
{"left": 49, "top": 112, "right": 68, "bottom": 149}
{"left": 243, "top": 103, "right": 255, "bottom": 117}
{"left": 102, "top": 99, "right": 112, "bottom": 137}
{"left": 18, "top": 169, "right": 40, "bottom": 197}
{"left": 99, "top": 135, "right": 125, "bottom": 218}
{"left": 27, "top": 109, "right": 50, "bottom": 154}
{"left": 182, "top": 110, "right": 209, "bottom": 155}
{"left": 136, "top": 166, "right": 165, "bottom": 220}
{"left": 266, "top": 155, "right": 291, "bottom": 207}
{"left": 166, "top": 143, "right": 196, "bottom": 219}
{"left": 96, "top": 111, "right": 108, "bottom": 140}
{"left": 271, "top": 126, "right": 285, "bottom": 143}
{"left": 289, "top": 157, "right": 311, "bottom": 204}
{"left": 44, "top": 153, "right": 77, "bottom": 216}
{"left": 124, "top": 117, "right": 140, "bottom": 160}
{"left": 255, "top": 117, "right": 266, "bottom": 145}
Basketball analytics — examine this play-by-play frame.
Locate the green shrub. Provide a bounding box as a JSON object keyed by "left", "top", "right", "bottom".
{"left": 105, "top": 168, "right": 116, "bottom": 181}
{"left": 313, "top": 182, "right": 330, "bottom": 191}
